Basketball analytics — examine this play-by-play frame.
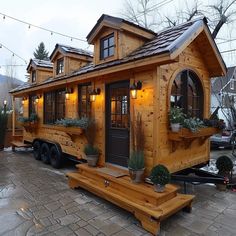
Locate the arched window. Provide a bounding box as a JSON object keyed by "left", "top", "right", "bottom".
{"left": 170, "top": 70, "right": 203, "bottom": 118}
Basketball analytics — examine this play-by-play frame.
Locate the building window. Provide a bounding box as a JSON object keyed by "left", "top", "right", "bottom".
{"left": 78, "top": 83, "right": 92, "bottom": 118}
{"left": 100, "top": 33, "right": 115, "bottom": 59}
{"left": 56, "top": 58, "right": 64, "bottom": 75}
{"left": 171, "top": 70, "right": 203, "bottom": 118}
{"left": 44, "top": 89, "right": 65, "bottom": 124}
{"left": 32, "top": 70, "right": 36, "bottom": 83}
{"left": 29, "top": 95, "right": 37, "bottom": 116}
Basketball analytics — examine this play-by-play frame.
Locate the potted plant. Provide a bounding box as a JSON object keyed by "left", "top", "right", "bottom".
{"left": 182, "top": 117, "right": 205, "bottom": 132}
{"left": 128, "top": 113, "right": 145, "bottom": 183}
{"left": 150, "top": 164, "right": 171, "bottom": 192}
{"left": 216, "top": 155, "right": 233, "bottom": 191}
{"left": 169, "top": 106, "right": 185, "bottom": 132}
{"left": 0, "top": 109, "right": 8, "bottom": 150}
{"left": 84, "top": 119, "right": 99, "bottom": 167}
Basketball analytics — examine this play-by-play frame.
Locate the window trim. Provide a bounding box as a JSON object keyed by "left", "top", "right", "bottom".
{"left": 43, "top": 88, "right": 65, "bottom": 124}
{"left": 170, "top": 69, "right": 204, "bottom": 118}
{"left": 78, "top": 82, "right": 91, "bottom": 118}
{"left": 56, "top": 58, "right": 64, "bottom": 75}
{"left": 32, "top": 70, "right": 36, "bottom": 83}
{"left": 100, "top": 33, "right": 115, "bottom": 60}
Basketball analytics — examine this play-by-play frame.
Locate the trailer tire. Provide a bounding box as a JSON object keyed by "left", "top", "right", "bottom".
{"left": 50, "top": 145, "right": 62, "bottom": 169}
{"left": 33, "top": 141, "right": 41, "bottom": 160}
{"left": 40, "top": 143, "right": 50, "bottom": 164}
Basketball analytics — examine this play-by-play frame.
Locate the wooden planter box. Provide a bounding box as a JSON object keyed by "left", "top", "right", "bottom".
{"left": 168, "top": 127, "right": 220, "bottom": 152}
{"left": 22, "top": 122, "right": 38, "bottom": 133}
{"left": 44, "top": 125, "right": 84, "bottom": 140}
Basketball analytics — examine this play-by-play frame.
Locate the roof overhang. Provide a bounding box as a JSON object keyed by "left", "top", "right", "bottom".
{"left": 87, "top": 14, "right": 156, "bottom": 44}
{"left": 167, "top": 19, "right": 226, "bottom": 77}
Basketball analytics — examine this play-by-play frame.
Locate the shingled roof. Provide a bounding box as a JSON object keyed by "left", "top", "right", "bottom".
{"left": 11, "top": 16, "right": 226, "bottom": 94}
{"left": 26, "top": 59, "right": 53, "bottom": 72}
{"left": 50, "top": 44, "right": 93, "bottom": 61}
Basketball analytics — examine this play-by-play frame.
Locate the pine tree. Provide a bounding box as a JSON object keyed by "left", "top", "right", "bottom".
{"left": 33, "top": 42, "right": 49, "bottom": 60}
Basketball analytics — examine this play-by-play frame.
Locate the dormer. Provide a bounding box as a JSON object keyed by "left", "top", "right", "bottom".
{"left": 50, "top": 44, "right": 93, "bottom": 78}
{"left": 87, "top": 14, "right": 156, "bottom": 65}
{"left": 27, "top": 59, "right": 53, "bottom": 84}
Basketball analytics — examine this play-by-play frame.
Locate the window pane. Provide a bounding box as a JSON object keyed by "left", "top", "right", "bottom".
{"left": 109, "top": 47, "right": 114, "bottom": 56}
{"left": 170, "top": 70, "right": 203, "bottom": 118}
{"left": 109, "top": 36, "right": 114, "bottom": 46}
{"left": 104, "top": 49, "right": 108, "bottom": 58}
{"left": 103, "top": 39, "right": 108, "bottom": 48}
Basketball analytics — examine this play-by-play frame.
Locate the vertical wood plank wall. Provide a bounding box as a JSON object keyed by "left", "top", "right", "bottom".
{"left": 22, "top": 39, "right": 212, "bottom": 174}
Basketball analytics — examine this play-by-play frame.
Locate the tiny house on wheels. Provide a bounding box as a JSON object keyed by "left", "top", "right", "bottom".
{"left": 10, "top": 15, "right": 226, "bottom": 235}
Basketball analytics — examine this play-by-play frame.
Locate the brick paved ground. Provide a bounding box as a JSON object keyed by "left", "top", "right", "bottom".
{"left": 0, "top": 148, "right": 236, "bottom": 236}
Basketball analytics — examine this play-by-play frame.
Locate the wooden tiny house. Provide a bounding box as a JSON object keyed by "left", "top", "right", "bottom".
{"left": 10, "top": 15, "right": 226, "bottom": 234}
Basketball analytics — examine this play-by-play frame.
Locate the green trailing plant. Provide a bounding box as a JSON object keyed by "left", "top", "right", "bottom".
{"left": 183, "top": 117, "right": 205, "bottom": 132}
{"left": 83, "top": 144, "right": 99, "bottom": 155}
{"left": 129, "top": 112, "right": 145, "bottom": 170}
{"left": 216, "top": 155, "right": 233, "bottom": 174}
{"left": 150, "top": 164, "right": 171, "bottom": 186}
{"left": 18, "top": 113, "right": 38, "bottom": 123}
{"left": 169, "top": 106, "right": 185, "bottom": 124}
{"left": 55, "top": 117, "right": 89, "bottom": 129}
{"left": 0, "top": 109, "right": 8, "bottom": 146}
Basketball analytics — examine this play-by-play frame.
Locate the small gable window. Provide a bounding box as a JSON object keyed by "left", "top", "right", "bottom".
{"left": 100, "top": 33, "right": 115, "bottom": 59}
{"left": 170, "top": 70, "right": 203, "bottom": 118}
{"left": 32, "top": 70, "right": 36, "bottom": 83}
{"left": 56, "top": 58, "right": 64, "bottom": 75}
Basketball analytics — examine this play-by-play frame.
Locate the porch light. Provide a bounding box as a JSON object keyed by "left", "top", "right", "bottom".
{"left": 3, "top": 100, "right": 7, "bottom": 105}
{"left": 22, "top": 97, "right": 27, "bottom": 105}
{"left": 90, "top": 88, "right": 101, "bottom": 102}
{"left": 130, "top": 81, "right": 142, "bottom": 99}
{"left": 65, "top": 87, "right": 73, "bottom": 100}
{"left": 35, "top": 95, "right": 40, "bottom": 103}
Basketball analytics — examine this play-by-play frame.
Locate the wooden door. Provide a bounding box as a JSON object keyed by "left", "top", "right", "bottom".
{"left": 106, "top": 81, "right": 130, "bottom": 167}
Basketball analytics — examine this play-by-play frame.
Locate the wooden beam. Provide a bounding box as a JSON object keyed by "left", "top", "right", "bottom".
{"left": 12, "top": 96, "right": 15, "bottom": 137}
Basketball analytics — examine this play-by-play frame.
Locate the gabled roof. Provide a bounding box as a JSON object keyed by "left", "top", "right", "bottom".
{"left": 50, "top": 44, "right": 93, "bottom": 61}
{"left": 11, "top": 16, "right": 226, "bottom": 95}
{"left": 212, "top": 66, "right": 236, "bottom": 93}
{"left": 87, "top": 14, "right": 156, "bottom": 43}
{"left": 27, "top": 59, "right": 53, "bottom": 72}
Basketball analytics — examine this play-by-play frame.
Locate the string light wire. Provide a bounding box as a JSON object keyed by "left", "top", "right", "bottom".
{"left": 0, "top": 12, "right": 87, "bottom": 43}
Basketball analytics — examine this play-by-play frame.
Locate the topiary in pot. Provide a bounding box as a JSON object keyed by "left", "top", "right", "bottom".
{"left": 84, "top": 144, "right": 99, "bottom": 167}
{"left": 150, "top": 164, "right": 171, "bottom": 192}
{"left": 216, "top": 155, "right": 233, "bottom": 191}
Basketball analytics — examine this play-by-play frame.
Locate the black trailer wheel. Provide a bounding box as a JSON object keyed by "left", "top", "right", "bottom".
{"left": 33, "top": 141, "right": 41, "bottom": 160}
{"left": 50, "top": 145, "right": 63, "bottom": 169}
{"left": 40, "top": 143, "right": 50, "bottom": 164}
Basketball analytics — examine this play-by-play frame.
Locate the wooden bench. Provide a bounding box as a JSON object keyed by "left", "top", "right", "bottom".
{"left": 67, "top": 164, "right": 194, "bottom": 235}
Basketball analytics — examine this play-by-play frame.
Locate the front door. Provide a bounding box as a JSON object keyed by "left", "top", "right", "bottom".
{"left": 106, "top": 81, "right": 130, "bottom": 167}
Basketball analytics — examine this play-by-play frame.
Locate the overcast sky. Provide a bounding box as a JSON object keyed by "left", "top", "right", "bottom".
{"left": 0, "top": 0, "right": 235, "bottom": 81}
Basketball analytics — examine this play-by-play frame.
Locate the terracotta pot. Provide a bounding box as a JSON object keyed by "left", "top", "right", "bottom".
{"left": 86, "top": 154, "right": 99, "bottom": 167}
{"left": 171, "top": 123, "right": 180, "bottom": 132}
{"left": 154, "top": 184, "right": 165, "bottom": 192}
{"left": 129, "top": 168, "right": 145, "bottom": 183}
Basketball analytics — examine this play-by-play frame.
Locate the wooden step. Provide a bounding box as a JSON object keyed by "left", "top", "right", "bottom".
{"left": 76, "top": 164, "right": 179, "bottom": 206}
{"left": 11, "top": 141, "right": 31, "bottom": 151}
{"left": 67, "top": 171, "right": 194, "bottom": 235}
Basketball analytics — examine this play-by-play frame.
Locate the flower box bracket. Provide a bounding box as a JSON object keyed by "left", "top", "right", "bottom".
{"left": 168, "top": 127, "right": 220, "bottom": 152}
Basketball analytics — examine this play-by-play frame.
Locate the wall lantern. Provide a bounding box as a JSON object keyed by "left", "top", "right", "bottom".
{"left": 35, "top": 95, "right": 41, "bottom": 103}
{"left": 65, "top": 87, "right": 73, "bottom": 100}
{"left": 90, "top": 88, "right": 101, "bottom": 102}
{"left": 22, "top": 97, "right": 27, "bottom": 105}
{"left": 130, "top": 80, "right": 142, "bottom": 99}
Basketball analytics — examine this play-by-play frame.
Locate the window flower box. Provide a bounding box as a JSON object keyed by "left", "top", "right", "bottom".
{"left": 22, "top": 122, "right": 39, "bottom": 133}
{"left": 168, "top": 127, "right": 220, "bottom": 152}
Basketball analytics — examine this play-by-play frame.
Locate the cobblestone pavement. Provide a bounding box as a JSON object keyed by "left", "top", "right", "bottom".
{"left": 0, "top": 148, "right": 236, "bottom": 236}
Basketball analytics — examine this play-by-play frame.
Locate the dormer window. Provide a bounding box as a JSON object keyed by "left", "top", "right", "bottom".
{"left": 56, "top": 58, "right": 64, "bottom": 75}
{"left": 32, "top": 70, "right": 36, "bottom": 83}
{"left": 100, "top": 33, "right": 114, "bottom": 59}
